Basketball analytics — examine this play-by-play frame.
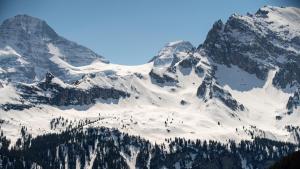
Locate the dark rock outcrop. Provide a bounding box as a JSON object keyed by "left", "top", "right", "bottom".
{"left": 286, "top": 90, "right": 300, "bottom": 115}
{"left": 9, "top": 73, "right": 130, "bottom": 109}
{"left": 197, "top": 76, "right": 245, "bottom": 111}
{"left": 178, "top": 55, "right": 200, "bottom": 69}
{"left": 202, "top": 17, "right": 272, "bottom": 80}
{"left": 197, "top": 76, "right": 213, "bottom": 99}
{"left": 195, "top": 65, "right": 205, "bottom": 76}
{"left": 48, "top": 86, "right": 129, "bottom": 106}
{"left": 1, "top": 103, "right": 33, "bottom": 111}
{"left": 149, "top": 69, "right": 178, "bottom": 86}
{"left": 273, "top": 62, "right": 300, "bottom": 89}
{"left": 285, "top": 125, "right": 300, "bottom": 143}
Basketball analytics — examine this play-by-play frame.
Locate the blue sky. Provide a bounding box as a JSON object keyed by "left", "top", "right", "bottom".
{"left": 0, "top": 0, "right": 299, "bottom": 65}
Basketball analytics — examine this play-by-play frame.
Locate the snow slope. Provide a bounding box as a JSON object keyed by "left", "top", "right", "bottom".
{"left": 0, "top": 53, "right": 298, "bottom": 145}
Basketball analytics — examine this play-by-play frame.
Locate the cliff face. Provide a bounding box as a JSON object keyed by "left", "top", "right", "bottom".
{"left": 202, "top": 6, "right": 300, "bottom": 89}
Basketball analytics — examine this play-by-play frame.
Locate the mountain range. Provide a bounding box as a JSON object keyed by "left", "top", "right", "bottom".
{"left": 0, "top": 6, "right": 300, "bottom": 169}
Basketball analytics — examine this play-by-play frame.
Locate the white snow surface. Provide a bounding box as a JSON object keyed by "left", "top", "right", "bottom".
{"left": 215, "top": 64, "right": 265, "bottom": 91}
{"left": 0, "top": 46, "right": 22, "bottom": 58}
{"left": 0, "top": 82, "right": 21, "bottom": 104}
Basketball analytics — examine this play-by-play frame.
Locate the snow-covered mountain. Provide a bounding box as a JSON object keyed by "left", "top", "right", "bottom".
{"left": 1, "top": 6, "right": 300, "bottom": 152}
{"left": 0, "top": 15, "right": 108, "bottom": 83}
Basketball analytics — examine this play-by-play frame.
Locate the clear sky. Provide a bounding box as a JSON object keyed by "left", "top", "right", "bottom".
{"left": 0, "top": 0, "right": 299, "bottom": 65}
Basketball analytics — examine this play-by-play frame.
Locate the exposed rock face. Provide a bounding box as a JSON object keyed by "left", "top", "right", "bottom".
{"left": 1, "top": 103, "right": 33, "bottom": 111}
{"left": 285, "top": 125, "right": 300, "bottom": 143}
{"left": 179, "top": 55, "right": 200, "bottom": 68}
{"left": 197, "top": 76, "right": 245, "bottom": 111}
{"left": 149, "top": 69, "right": 178, "bottom": 86}
{"left": 45, "top": 71, "right": 55, "bottom": 83}
{"left": 202, "top": 6, "right": 300, "bottom": 88}
{"left": 199, "top": 6, "right": 300, "bottom": 118}
{"left": 194, "top": 65, "right": 205, "bottom": 77}
{"left": 273, "top": 62, "right": 300, "bottom": 89}
{"left": 197, "top": 76, "right": 213, "bottom": 98}
{"left": 202, "top": 19, "right": 270, "bottom": 80}
{"left": 212, "top": 85, "right": 245, "bottom": 111}
{"left": 286, "top": 90, "right": 300, "bottom": 114}
{"left": 178, "top": 55, "right": 200, "bottom": 68}
{"left": 177, "top": 55, "right": 200, "bottom": 75}
{"left": 49, "top": 86, "right": 129, "bottom": 106}
{"left": 11, "top": 73, "right": 130, "bottom": 109}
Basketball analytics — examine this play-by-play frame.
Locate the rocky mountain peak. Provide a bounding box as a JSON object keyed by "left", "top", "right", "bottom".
{"left": 0, "top": 14, "right": 58, "bottom": 40}
{"left": 150, "top": 40, "right": 194, "bottom": 67}
{"left": 0, "top": 15, "right": 108, "bottom": 83}
{"left": 202, "top": 6, "right": 300, "bottom": 88}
